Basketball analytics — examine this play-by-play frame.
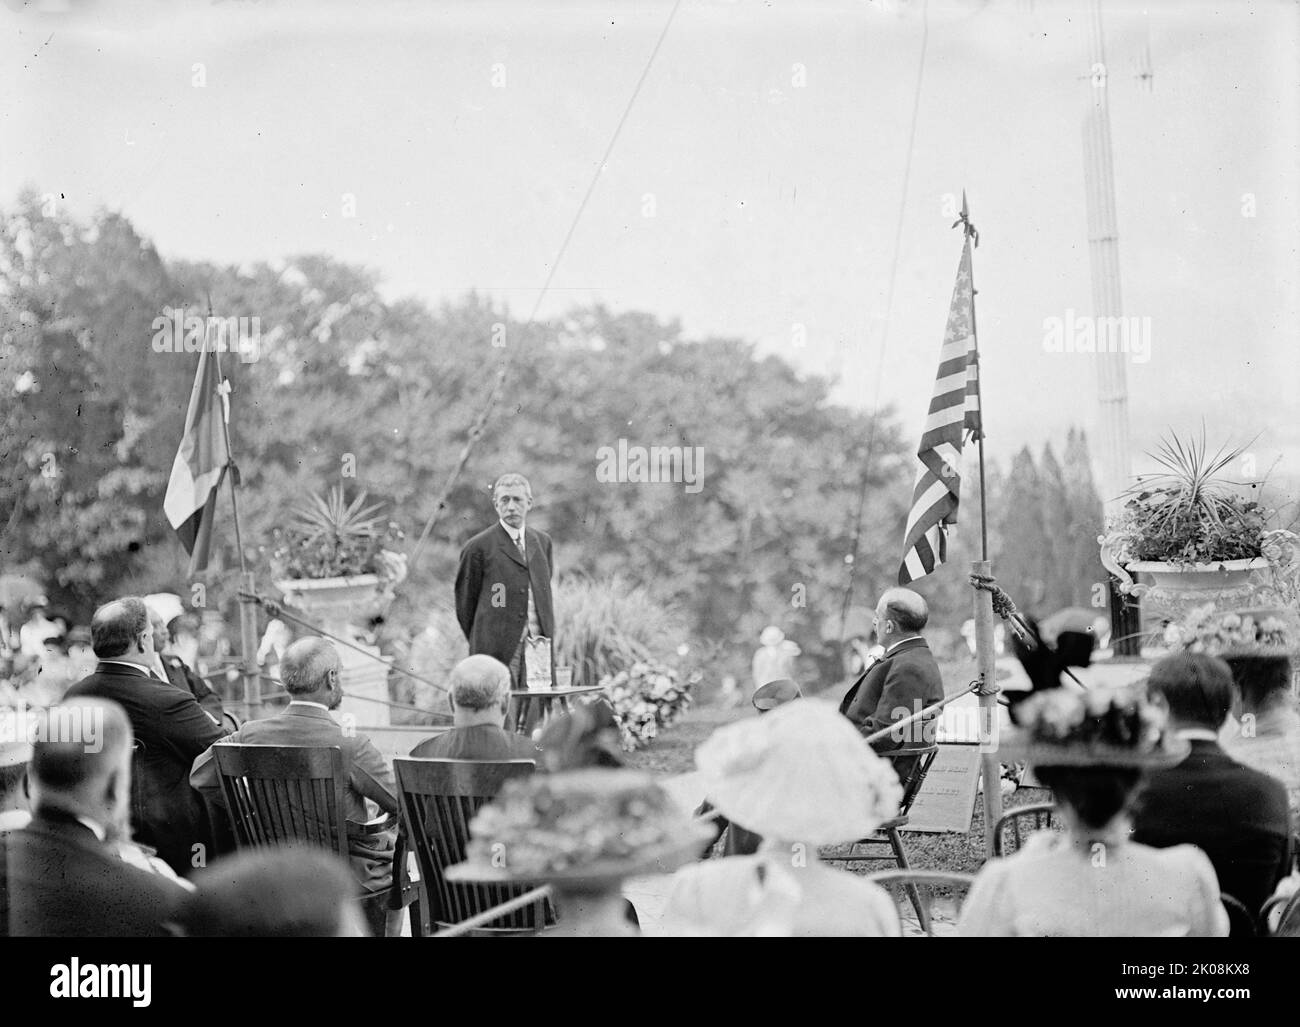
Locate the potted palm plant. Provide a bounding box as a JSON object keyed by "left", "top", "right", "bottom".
{"left": 270, "top": 487, "right": 407, "bottom": 724}
{"left": 1099, "top": 428, "right": 1270, "bottom": 619}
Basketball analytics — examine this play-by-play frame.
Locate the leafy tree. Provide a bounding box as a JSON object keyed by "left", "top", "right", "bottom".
{"left": 1037, "top": 443, "right": 1075, "bottom": 611}
{"left": 993, "top": 447, "right": 1051, "bottom": 610}
{"left": 1, "top": 201, "right": 938, "bottom": 692}
{"left": 1062, "top": 427, "right": 1108, "bottom": 610}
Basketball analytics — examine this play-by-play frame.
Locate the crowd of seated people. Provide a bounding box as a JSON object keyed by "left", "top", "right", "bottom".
{"left": 2, "top": 587, "right": 1298, "bottom": 938}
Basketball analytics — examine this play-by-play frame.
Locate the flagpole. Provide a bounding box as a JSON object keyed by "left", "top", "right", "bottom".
{"left": 206, "top": 296, "right": 261, "bottom": 723}
{"left": 956, "top": 195, "right": 1002, "bottom": 855}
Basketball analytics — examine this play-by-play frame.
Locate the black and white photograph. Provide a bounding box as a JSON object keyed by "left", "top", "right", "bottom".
{"left": 0, "top": 0, "right": 1297, "bottom": 996}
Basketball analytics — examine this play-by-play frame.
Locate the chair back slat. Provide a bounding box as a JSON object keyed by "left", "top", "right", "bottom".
{"left": 993, "top": 803, "right": 1058, "bottom": 858}
{"left": 1221, "top": 894, "right": 1258, "bottom": 938}
{"left": 212, "top": 744, "right": 351, "bottom": 860}
{"left": 1276, "top": 891, "right": 1300, "bottom": 937}
{"left": 394, "top": 757, "right": 550, "bottom": 934}
{"left": 868, "top": 870, "right": 975, "bottom": 936}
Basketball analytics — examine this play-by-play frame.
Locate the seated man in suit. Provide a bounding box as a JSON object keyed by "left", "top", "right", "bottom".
{"left": 839, "top": 588, "right": 944, "bottom": 753}
{"left": 0, "top": 699, "right": 188, "bottom": 936}
{"left": 410, "top": 654, "right": 539, "bottom": 760}
{"left": 146, "top": 602, "right": 231, "bottom": 731}
{"left": 65, "top": 597, "right": 229, "bottom": 876}
{"left": 1132, "top": 653, "right": 1294, "bottom": 917}
{"left": 191, "top": 638, "right": 399, "bottom": 907}
{"left": 396, "top": 655, "right": 538, "bottom": 929}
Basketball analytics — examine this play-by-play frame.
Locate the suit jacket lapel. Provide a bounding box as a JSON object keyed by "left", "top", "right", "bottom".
{"left": 524, "top": 528, "right": 547, "bottom": 578}
{"left": 496, "top": 522, "right": 528, "bottom": 568}
{"left": 839, "top": 640, "right": 924, "bottom": 715}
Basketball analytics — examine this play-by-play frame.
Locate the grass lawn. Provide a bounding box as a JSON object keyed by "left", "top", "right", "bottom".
{"left": 624, "top": 663, "right": 1055, "bottom": 876}
{"left": 624, "top": 700, "right": 750, "bottom": 776}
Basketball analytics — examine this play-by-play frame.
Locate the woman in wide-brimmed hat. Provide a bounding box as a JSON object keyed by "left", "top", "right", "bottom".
{"left": 959, "top": 685, "right": 1229, "bottom": 937}
{"left": 445, "top": 768, "right": 711, "bottom": 937}
{"left": 663, "top": 700, "right": 904, "bottom": 937}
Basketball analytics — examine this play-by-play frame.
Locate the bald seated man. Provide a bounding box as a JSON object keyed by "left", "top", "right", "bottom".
{"left": 410, "top": 654, "right": 539, "bottom": 760}
{"left": 191, "top": 639, "right": 399, "bottom": 911}
{"left": 66, "top": 596, "right": 229, "bottom": 875}
{"left": 0, "top": 699, "right": 188, "bottom": 936}
{"left": 839, "top": 588, "right": 944, "bottom": 753}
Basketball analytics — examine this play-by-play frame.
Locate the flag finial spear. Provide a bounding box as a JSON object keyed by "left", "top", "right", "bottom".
{"left": 952, "top": 190, "right": 979, "bottom": 247}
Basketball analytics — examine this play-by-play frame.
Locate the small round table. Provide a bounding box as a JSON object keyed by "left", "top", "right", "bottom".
{"left": 509, "top": 685, "right": 608, "bottom": 735}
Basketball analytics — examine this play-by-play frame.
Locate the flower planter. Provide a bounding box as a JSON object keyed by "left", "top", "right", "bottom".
{"left": 1122, "top": 558, "right": 1269, "bottom": 621}
{"left": 275, "top": 574, "right": 390, "bottom": 726}
{"left": 275, "top": 574, "right": 381, "bottom": 624}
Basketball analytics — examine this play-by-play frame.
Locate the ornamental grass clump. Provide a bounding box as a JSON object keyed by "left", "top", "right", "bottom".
{"left": 270, "top": 486, "right": 406, "bottom": 582}
{"left": 1103, "top": 427, "right": 1267, "bottom": 566}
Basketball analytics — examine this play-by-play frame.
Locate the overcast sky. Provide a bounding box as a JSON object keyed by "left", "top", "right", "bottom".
{"left": 3, "top": 0, "right": 1297, "bottom": 491}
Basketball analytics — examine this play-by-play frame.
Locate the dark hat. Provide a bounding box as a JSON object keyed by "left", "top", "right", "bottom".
{"left": 752, "top": 678, "right": 801, "bottom": 712}
{"left": 538, "top": 700, "right": 626, "bottom": 771}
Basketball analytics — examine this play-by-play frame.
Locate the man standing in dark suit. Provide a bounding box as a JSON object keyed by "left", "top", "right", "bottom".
{"left": 455, "top": 472, "right": 556, "bottom": 691}
{"left": 0, "top": 698, "right": 187, "bottom": 936}
{"left": 1132, "top": 653, "right": 1293, "bottom": 917}
{"left": 839, "top": 588, "right": 944, "bottom": 752}
{"left": 65, "top": 596, "right": 228, "bottom": 877}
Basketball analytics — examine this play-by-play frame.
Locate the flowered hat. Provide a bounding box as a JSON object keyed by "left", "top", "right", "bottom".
{"left": 1163, "top": 604, "right": 1296, "bottom": 659}
{"left": 998, "top": 685, "right": 1189, "bottom": 768}
{"left": 445, "top": 769, "right": 711, "bottom": 887}
{"left": 695, "top": 699, "right": 904, "bottom": 845}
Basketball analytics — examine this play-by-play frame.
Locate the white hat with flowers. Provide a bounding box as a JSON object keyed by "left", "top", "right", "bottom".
{"left": 695, "top": 699, "right": 904, "bottom": 845}
{"left": 1163, "top": 604, "right": 1296, "bottom": 659}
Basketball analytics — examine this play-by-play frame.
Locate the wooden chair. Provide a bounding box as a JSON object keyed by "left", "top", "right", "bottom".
{"left": 992, "top": 803, "right": 1059, "bottom": 857}
{"left": 1221, "top": 894, "right": 1258, "bottom": 937}
{"left": 820, "top": 744, "right": 939, "bottom": 931}
{"left": 393, "top": 757, "right": 552, "bottom": 935}
{"left": 211, "top": 743, "right": 398, "bottom": 934}
{"left": 1260, "top": 890, "right": 1300, "bottom": 937}
{"left": 868, "top": 870, "right": 975, "bottom": 936}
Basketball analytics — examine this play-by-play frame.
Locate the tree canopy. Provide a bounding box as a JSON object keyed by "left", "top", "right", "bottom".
{"left": 1, "top": 194, "right": 1105, "bottom": 686}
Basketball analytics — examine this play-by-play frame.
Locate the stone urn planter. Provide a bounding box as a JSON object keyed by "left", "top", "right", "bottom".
{"left": 1116, "top": 558, "right": 1270, "bottom": 621}
{"left": 275, "top": 574, "right": 391, "bottom": 726}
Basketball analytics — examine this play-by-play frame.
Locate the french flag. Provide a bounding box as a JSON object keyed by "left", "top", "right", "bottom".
{"left": 163, "top": 335, "right": 229, "bottom": 576}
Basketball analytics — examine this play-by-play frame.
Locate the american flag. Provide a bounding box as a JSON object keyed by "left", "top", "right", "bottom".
{"left": 898, "top": 234, "right": 982, "bottom": 584}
